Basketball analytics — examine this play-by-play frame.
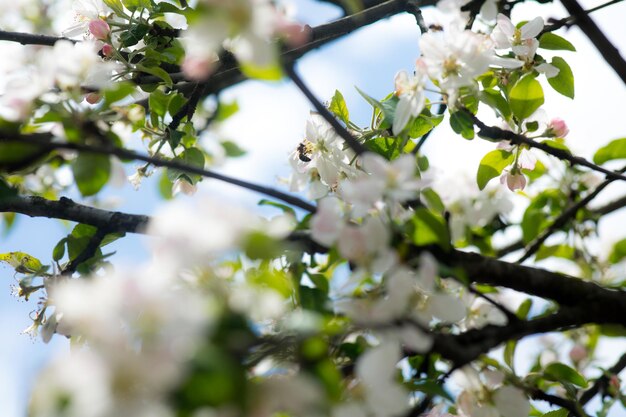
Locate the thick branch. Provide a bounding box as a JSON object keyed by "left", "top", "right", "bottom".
{"left": 0, "top": 196, "right": 149, "bottom": 233}
{"left": 559, "top": 0, "right": 626, "bottom": 84}
{"left": 430, "top": 247, "right": 626, "bottom": 314}
{"left": 0, "top": 31, "right": 73, "bottom": 46}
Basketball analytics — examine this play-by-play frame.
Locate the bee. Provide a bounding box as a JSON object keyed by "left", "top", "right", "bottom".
{"left": 297, "top": 141, "right": 312, "bottom": 162}
{"left": 429, "top": 24, "right": 444, "bottom": 32}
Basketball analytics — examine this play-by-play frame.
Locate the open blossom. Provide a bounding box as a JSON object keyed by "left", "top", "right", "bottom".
{"left": 392, "top": 64, "right": 427, "bottom": 135}
{"left": 288, "top": 112, "right": 356, "bottom": 197}
{"left": 63, "top": 0, "right": 112, "bottom": 38}
{"left": 492, "top": 14, "right": 544, "bottom": 60}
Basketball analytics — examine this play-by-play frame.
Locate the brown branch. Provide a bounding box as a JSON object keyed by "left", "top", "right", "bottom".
{"left": 426, "top": 247, "right": 626, "bottom": 314}
{"left": 283, "top": 61, "right": 369, "bottom": 155}
{"left": 517, "top": 167, "right": 626, "bottom": 263}
{"left": 559, "top": 0, "right": 626, "bottom": 84}
{"left": 529, "top": 388, "right": 586, "bottom": 417}
{"left": 579, "top": 352, "right": 626, "bottom": 405}
{"left": 0, "top": 133, "right": 316, "bottom": 213}
{"left": 62, "top": 228, "right": 109, "bottom": 275}
{"left": 468, "top": 113, "right": 626, "bottom": 182}
{"left": 0, "top": 30, "right": 74, "bottom": 46}
{"left": 0, "top": 196, "right": 149, "bottom": 233}
{"left": 497, "top": 192, "right": 626, "bottom": 257}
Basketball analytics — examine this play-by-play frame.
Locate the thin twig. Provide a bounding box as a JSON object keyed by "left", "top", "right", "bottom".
{"left": 559, "top": 0, "right": 626, "bottom": 84}
{"left": 62, "top": 228, "right": 109, "bottom": 275}
{"left": 579, "top": 352, "right": 626, "bottom": 405}
{"left": 468, "top": 112, "right": 626, "bottom": 182}
{"left": 541, "top": 0, "right": 625, "bottom": 34}
{"left": 517, "top": 166, "right": 626, "bottom": 263}
{"left": 283, "top": 62, "right": 369, "bottom": 155}
{"left": 0, "top": 133, "right": 316, "bottom": 213}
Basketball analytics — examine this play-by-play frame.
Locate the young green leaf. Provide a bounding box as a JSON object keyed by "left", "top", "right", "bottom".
{"left": 71, "top": 153, "right": 111, "bottom": 197}
{"left": 544, "top": 362, "right": 588, "bottom": 387}
{"left": 476, "top": 150, "right": 515, "bottom": 190}
{"left": 593, "top": 137, "right": 626, "bottom": 164}
{"left": 547, "top": 57, "right": 575, "bottom": 99}
{"left": 510, "top": 75, "right": 545, "bottom": 120}
{"left": 329, "top": 90, "right": 350, "bottom": 124}
{"left": 450, "top": 111, "right": 475, "bottom": 139}
{"left": 539, "top": 33, "right": 576, "bottom": 51}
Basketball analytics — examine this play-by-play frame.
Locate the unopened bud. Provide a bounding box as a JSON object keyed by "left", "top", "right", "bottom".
{"left": 89, "top": 19, "right": 110, "bottom": 41}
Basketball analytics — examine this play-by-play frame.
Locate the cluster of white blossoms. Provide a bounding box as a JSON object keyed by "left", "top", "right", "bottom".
{"left": 0, "top": 39, "right": 118, "bottom": 121}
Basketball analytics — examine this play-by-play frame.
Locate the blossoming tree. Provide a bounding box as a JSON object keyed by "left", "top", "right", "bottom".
{"left": 0, "top": 0, "right": 625, "bottom": 416}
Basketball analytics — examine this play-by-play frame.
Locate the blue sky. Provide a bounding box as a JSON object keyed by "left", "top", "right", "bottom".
{"left": 1, "top": 0, "right": 625, "bottom": 415}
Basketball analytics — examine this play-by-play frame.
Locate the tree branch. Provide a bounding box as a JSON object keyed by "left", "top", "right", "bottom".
{"left": 580, "top": 352, "right": 626, "bottom": 405}
{"left": 0, "top": 133, "right": 316, "bottom": 213}
{"left": 517, "top": 166, "right": 626, "bottom": 263}
{"left": 283, "top": 61, "right": 369, "bottom": 155}
{"left": 0, "top": 30, "right": 74, "bottom": 46}
{"left": 559, "top": 0, "right": 626, "bottom": 84}
{"left": 62, "top": 227, "right": 109, "bottom": 275}
{"left": 468, "top": 113, "right": 626, "bottom": 182}
{"left": 0, "top": 196, "right": 149, "bottom": 233}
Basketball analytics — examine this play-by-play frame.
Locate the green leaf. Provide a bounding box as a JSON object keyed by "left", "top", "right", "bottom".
{"left": 539, "top": 33, "right": 576, "bottom": 51}
{"left": 548, "top": 57, "right": 575, "bottom": 99}
{"left": 541, "top": 139, "right": 571, "bottom": 153}
{"left": 480, "top": 89, "right": 511, "bottom": 119}
{"left": 103, "top": 0, "right": 126, "bottom": 16}
{"left": 504, "top": 340, "right": 517, "bottom": 370}
{"left": 408, "top": 113, "right": 443, "bottom": 139}
{"left": 53, "top": 238, "right": 67, "bottom": 262}
{"left": 103, "top": 82, "right": 136, "bottom": 106}
{"left": 258, "top": 199, "right": 296, "bottom": 217}
{"left": 449, "top": 111, "right": 475, "bottom": 139}
{"left": 541, "top": 409, "right": 569, "bottom": 417}
{"left": 216, "top": 101, "right": 239, "bottom": 122}
{"left": 412, "top": 207, "right": 450, "bottom": 250}
{"left": 308, "top": 273, "right": 329, "bottom": 295}
{"left": 544, "top": 362, "right": 588, "bottom": 387}
{"left": 0, "top": 142, "right": 48, "bottom": 173}
{"left": 137, "top": 64, "right": 173, "bottom": 87}
{"left": 148, "top": 89, "right": 171, "bottom": 118}
{"left": 221, "top": 141, "right": 246, "bottom": 157}
{"left": 120, "top": 23, "right": 150, "bottom": 47}
{"left": 0, "top": 251, "right": 44, "bottom": 274}
{"left": 122, "top": 0, "right": 151, "bottom": 11}
{"left": 299, "top": 286, "right": 330, "bottom": 313}
{"left": 516, "top": 298, "right": 533, "bottom": 319}
{"left": 536, "top": 244, "right": 575, "bottom": 261}
{"left": 593, "top": 137, "right": 626, "bottom": 164}
{"left": 421, "top": 188, "right": 445, "bottom": 213}
{"left": 72, "top": 153, "right": 111, "bottom": 197}
{"left": 609, "top": 238, "right": 626, "bottom": 263}
{"left": 409, "top": 379, "right": 454, "bottom": 402}
{"left": 329, "top": 90, "right": 350, "bottom": 124}
{"left": 510, "top": 75, "right": 545, "bottom": 120}
{"left": 476, "top": 150, "right": 515, "bottom": 190}
{"left": 240, "top": 62, "right": 282, "bottom": 81}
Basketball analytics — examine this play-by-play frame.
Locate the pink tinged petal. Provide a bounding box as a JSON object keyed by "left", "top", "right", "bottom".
{"left": 521, "top": 16, "right": 544, "bottom": 39}
{"left": 310, "top": 197, "right": 343, "bottom": 246}
{"left": 549, "top": 118, "right": 569, "bottom": 137}
{"left": 493, "top": 386, "right": 530, "bottom": 417}
{"left": 88, "top": 19, "right": 110, "bottom": 40}
{"left": 518, "top": 151, "right": 536, "bottom": 170}
{"left": 394, "top": 70, "right": 409, "bottom": 93}
{"left": 536, "top": 63, "right": 560, "bottom": 78}
{"left": 339, "top": 226, "right": 368, "bottom": 261}
{"left": 504, "top": 172, "right": 526, "bottom": 191}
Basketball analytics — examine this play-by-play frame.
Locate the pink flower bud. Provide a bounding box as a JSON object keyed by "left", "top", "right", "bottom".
{"left": 89, "top": 19, "right": 110, "bottom": 41}
{"left": 501, "top": 171, "right": 526, "bottom": 191}
{"left": 85, "top": 93, "right": 101, "bottom": 104}
{"left": 181, "top": 56, "right": 215, "bottom": 81}
{"left": 608, "top": 375, "right": 621, "bottom": 395}
{"left": 569, "top": 344, "right": 587, "bottom": 363}
{"left": 548, "top": 118, "right": 569, "bottom": 137}
{"left": 101, "top": 44, "right": 114, "bottom": 57}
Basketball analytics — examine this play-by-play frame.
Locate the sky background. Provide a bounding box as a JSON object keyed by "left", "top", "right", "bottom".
{"left": 1, "top": 0, "right": 625, "bottom": 415}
